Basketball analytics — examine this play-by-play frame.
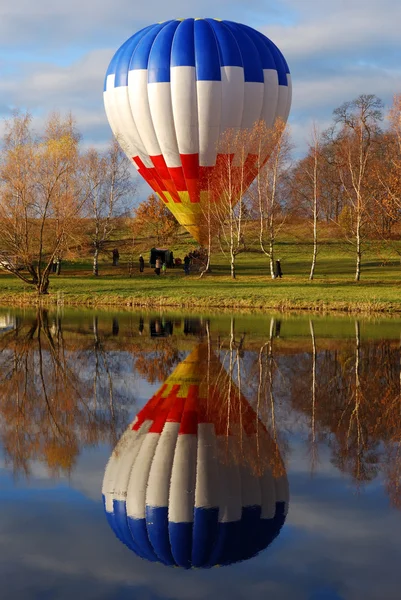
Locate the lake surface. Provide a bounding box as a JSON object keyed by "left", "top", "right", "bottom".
{"left": 0, "top": 307, "right": 401, "bottom": 600}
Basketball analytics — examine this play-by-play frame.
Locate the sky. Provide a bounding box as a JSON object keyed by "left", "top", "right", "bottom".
{"left": 1, "top": 440, "right": 401, "bottom": 599}
{"left": 0, "top": 0, "right": 401, "bottom": 187}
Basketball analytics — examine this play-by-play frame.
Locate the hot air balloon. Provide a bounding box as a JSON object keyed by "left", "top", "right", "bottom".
{"left": 102, "top": 344, "right": 289, "bottom": 568}
{"left": 103, "top": 18, "right": 291, "bottom": 244}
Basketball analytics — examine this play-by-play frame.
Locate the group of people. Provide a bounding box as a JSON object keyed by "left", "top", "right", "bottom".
{"left": 138, "top": 253, "right": 190, "bottom": 276}
{"left": 137, "top": 253, "right": 283, "bottom": 278}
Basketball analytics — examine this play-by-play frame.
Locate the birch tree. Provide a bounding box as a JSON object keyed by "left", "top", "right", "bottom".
{"left": 83, "top": 139, "right": 133, "bottom": 276}
{"left": 330, "top": 95, "right": 384, "bottom": 281}
{"left": 289, "top": 124, "right": 322, "bottom": 280}
{"left": 248, "top": 119, "right": 291, "bottom": 279}
{"left": 209, "top": 128, "right": 249, "bottom": 279}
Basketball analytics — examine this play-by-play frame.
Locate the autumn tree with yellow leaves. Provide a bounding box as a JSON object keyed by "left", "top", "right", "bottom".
{"left": 0, "top": 112, "right": 83, "bottom": 294}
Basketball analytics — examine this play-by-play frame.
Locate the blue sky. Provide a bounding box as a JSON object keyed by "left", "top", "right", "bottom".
{"left": 1, "top": 440, "right": 401, "bottom": 599}
{"left": 0, "top": 0, "right": 400, "bottom": 178}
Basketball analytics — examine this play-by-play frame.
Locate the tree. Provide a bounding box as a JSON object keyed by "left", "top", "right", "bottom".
{"left": 82, "top": 139, "right": 134, "bottom": 276}
{"left": 374, "top": 95, "right": 401, "bottom": 241}
{"left": 0, "top": 308, "right": 132, "bottom": 477}
{"left": 289, "top": 124, "right": 322, "bottom": 280}
{"left": 248, "top": 119, "right": 291, "bottom": 279}
{"left": 0, "top": 112, "right": 82, "bottom": 294}
{"left": 329, "top": 95, "right": 384, "bottom": 281}
{"left": 208, "top": 128, "right": 253, "bottom": 279}
{"left": 132, "top": 193, "right": 179, "bottom": 247}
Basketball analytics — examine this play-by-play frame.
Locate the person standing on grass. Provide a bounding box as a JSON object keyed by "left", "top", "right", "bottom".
{"left": 184, "top": 254, "right": 190, "bottom": 275}
{"left": 112, "top": 248, "right": 119, "bottom": 266}
{"left": 139, "top": 254, "right": 144, "bottom": 273}
{"left": 162, "top": 262, "right": 167, "bottom": 275}
{"left": 275, "top": 259, "right": 283, "bottom": 279}
{"left": 155, "top": 256, "right": 162, "bottom": 276}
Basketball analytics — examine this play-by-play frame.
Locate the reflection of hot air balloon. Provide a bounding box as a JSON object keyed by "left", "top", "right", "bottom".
{"left": 102, "top": 344, "right": 289, "bottom": 568}
{"left": 104, "top": 18, "right": 291, "bottom": 244}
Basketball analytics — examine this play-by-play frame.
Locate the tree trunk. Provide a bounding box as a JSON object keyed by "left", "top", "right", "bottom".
{"left": 269, "top": 235, "right": 275, "bottom": 279}
{"left": 230, "top": 252, "right": 236, "bottom": 279}
{"left": 37, "top": 275, "right": 50, "bottom": 295}
{"left": 310, "top": 214, "right": 317, "bottom": 280}
{"left": 93, "top": 247, "right": 99, "bottom": 277}
{"left": 355, "top": 211, "right": 361, "bottom": 281}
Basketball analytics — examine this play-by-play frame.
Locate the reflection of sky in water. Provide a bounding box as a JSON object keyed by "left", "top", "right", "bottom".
{"left": 1, "top": 439, "right": 401, "bottom": 599}
{"left": 1, "top": 311, "right": 401, "bottom": 599}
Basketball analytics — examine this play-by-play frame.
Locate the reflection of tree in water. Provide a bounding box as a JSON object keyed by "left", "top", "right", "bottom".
{"left": 0, "top": 310, "right": 130, "bottom": 477}
{"left": 285, "top": 321, "right": 401, "bottom": 504}
{"left": 133, "top": 339, "right": 184, "bottom": 385}
{"left": 3, "top": 309, "right": 401, "bottom": 509}
{"left": 237, "top": 318, "right": 289, "bottom": 466}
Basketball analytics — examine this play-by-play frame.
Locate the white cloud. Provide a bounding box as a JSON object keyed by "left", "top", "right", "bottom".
{"left": 1, "top": 0, "right": 400, "bottom": 159}
{"left": 2, "top": 435, "right": 401, "bottom": 599}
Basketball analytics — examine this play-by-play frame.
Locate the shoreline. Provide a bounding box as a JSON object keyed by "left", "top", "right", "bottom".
{"left": 1, "top": 290, "right": 401, "bottom": 316}
{"left": 1, "top": 268, "right": 401, "bottom": 316}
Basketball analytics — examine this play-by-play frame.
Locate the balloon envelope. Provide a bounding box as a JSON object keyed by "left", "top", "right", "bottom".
{"left": 102, "top": 344, "right": 289, "bottom": 568}
{"left": 104, "top": 18, "right": 291, "bottom": 244}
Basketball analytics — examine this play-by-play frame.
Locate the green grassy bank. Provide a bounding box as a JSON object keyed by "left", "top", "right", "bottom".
{"left": 1, "top": 245, "right": 400, "bottom": 313}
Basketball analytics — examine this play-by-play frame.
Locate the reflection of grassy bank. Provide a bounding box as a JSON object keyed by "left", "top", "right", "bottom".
{"left": 2, "top": 305, "right": 401, "bottom": 342}
{"left": 0, "top": 249, "right": 401, "bottom": 313}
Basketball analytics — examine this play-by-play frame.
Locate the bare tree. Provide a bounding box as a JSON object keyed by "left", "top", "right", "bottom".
{"left": 208, "top": 128, "right": 251, "bottom": 279}
{"left": 330, "top": 95, "right": 384, "bottom": 281}
{"left": 248, "top": 119, "right": 291, "bottom": 279}
{"left": 0, "top": 112, "right": 82, "bottom": 294}
{"left": 290, "top": 124, "right": 322, "bottom": 280}
{"left": 82, "top": 139, "right": 134, "bottom": 276}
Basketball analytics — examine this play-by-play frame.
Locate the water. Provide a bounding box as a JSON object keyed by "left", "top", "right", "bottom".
{"left": 0, "top": 307, "right": 401, "bottom": 599}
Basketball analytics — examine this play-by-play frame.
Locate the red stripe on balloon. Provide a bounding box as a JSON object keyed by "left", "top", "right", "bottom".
{"left": 148, "top": 393, "right": 177, "bottom": 434}
{"left": 180, "top": 154, "right": 199, "bottom": 180}
{"left": 150, "top": 155, "right": 181, "bottom": 203}
{"left": 166, "top": 391, "right": 186, "bottom": 424}
{"left": 179, "top": 385, "right": 199, "bottom": 435}
{"left": 168, "top": 166, "right": 187, "bottom": 192}
{"left": 132, "top": 385, "right": 168, "bottom": 430}
{"left": 133, "top": 157, "right": 169, "bottom": 204}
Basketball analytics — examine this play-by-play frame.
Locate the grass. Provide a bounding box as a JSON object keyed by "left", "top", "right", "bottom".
{"left": 1, "top": 236, "right": 401, "bottom": 313}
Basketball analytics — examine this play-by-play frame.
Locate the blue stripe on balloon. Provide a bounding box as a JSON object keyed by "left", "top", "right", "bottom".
{"left": 206, "top": 520, "right": 242, "bottom": 566}
{"left": 257, "top": 34, "right": 288, "bottom": 86}
{"left": 146, "top": 506, "right": 176, "bottom": 566}
{"left": 127, "top": 516, "right": 161, "bottom": 562}
{"left": 194, "top": 19, "right": 221, "bottom": 81}
{"left": 222, "top": 21, "right": 264, "bottom": 83}
{"left": 205, "top": 19, "right": 243, "bottom": 69}
{"left": 106, "top": 498, "right": 287, "bottom": 567}
{"left": 104, "top": 38, "right": 131, "bottom": 91}
{"left": 192, "top": 507, "right": 219, "bottom": 567}
{"left": 106, "top": 18, "right": 289, "bottom": 88}
{"left": 256, "top": 502, "right": 287, "bottom": 553}
{"left": 238, "top": 505, "right": 263, "bottom": 561}
{"left": 114, "top": 25, "right": 154, "bottom": 88}
{"left": 102, "top": 495, "right": 119, "bottom": 536}
{"left": 111, "top": 500, "right": 149, "bottom": 559}
{"left": 171, "top": 18, "right": 195, "bottom": 68}
{"left": 238, "top": 23, "right": 277, "bottom": 71}
{"left": 148, "top": 20, "right": 181, "bottom": 83}
{"left": 268, "top": 39, "right": 290, "bottom": 74}
{"left": 112, "top": 500, "right": 133, "bottom": 547}
{"left": 130, "top": 22, "right": 169, "bottom": 72}
{"left": 169, "top": 521, "right": 193, "bottom": 569}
